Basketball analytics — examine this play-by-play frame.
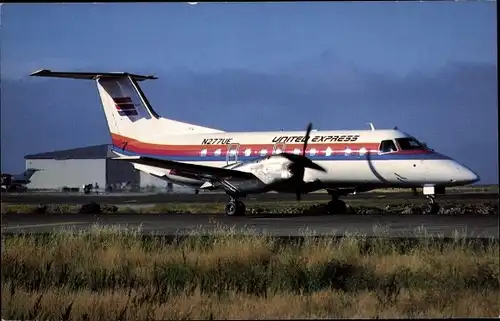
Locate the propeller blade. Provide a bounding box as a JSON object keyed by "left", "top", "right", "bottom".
{"left": 302, "top": 122, "right": 313, "bottom": 156}
{"left": 288, "top": 122, "right": 318, "bottom": 202}
{"left": 281, "top": 153, "right": 327, "bottom": 172}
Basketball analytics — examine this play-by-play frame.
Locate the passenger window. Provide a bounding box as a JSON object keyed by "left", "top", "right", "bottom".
{"left": 379, "top": 140, "right": 397, "bottom": 153}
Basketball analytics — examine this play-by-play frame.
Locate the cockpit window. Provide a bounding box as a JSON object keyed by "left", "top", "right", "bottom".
{"left": 379, "top": 140, "right": 397, "bottom": 153}
{"left": 396, "top": 138, "right": 427, "bottom": 151}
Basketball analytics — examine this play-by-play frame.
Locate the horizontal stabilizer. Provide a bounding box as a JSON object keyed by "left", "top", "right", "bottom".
{"left": 112, "top": 156, "right": 257, "bottom": 181}
{"left": 30, "top": 69, "right": 157, "bottom": 81}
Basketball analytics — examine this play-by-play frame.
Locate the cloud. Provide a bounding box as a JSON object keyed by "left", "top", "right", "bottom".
{"left": 151, "top": 57, "right": 497, "bottom": 130}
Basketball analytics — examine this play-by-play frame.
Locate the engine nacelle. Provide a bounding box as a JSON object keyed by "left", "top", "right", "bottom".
{"left": 239, "top": 155, "right": 294, "bottom": 185}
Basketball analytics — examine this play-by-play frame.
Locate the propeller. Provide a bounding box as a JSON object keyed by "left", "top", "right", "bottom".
{"left": 303, "top": 122, "right": 312, "bottom": 155}
{"left": 279, "top": 122, "right": 326, "bottom": 201}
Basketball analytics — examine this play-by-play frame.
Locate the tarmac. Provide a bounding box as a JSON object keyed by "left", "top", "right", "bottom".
{"left": 1, "top": 191, "right": 497, "bottom": 205}
{"left": 2, "top": 212, "right": 498, "bottom": 238}
{"left": 1, "top": 191, "right": 498, "bottom": 238}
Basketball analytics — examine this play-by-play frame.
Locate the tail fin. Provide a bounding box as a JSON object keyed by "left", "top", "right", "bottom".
{"left": 29, "top": 70, "right": 224, "bottom": 143}
{"left": 15, "top": 168, "right": 40, "bottom": 181}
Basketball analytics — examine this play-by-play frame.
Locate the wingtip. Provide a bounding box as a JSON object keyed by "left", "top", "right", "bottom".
{"left": 30, "top": 69, "right": 49, "bottom": 76}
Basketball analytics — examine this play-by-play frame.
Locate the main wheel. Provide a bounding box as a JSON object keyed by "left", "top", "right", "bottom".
{"left": 225, "top": 201, "right": 238, "bottom": 216}
{"left": 225, "top": 201, "right": 246, "bottom": 216}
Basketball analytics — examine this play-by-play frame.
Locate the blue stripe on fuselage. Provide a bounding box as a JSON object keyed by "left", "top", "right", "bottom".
{"left": 112, "top": 147, "right": 451, "bottom": 162}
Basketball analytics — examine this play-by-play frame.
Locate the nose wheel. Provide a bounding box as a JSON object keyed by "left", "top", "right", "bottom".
{"left": 225, "top": 197, "right": 246, "bottom": 216}
{"left": 424, "top": 195, "right": 440, "bottom": 214}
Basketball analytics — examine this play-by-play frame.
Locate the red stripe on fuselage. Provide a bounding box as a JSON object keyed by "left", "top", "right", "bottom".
{"left": 110, "top": 133, "right": 432, "bottom": 157}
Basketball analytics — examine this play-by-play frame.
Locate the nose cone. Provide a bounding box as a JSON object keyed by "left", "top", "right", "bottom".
{"left": 451, "top": 161, "right": 480, "bottom": 185}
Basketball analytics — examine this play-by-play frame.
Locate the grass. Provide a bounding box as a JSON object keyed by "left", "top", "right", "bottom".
{"left": 2, "top": 225, "right": 499, "bottom": 319}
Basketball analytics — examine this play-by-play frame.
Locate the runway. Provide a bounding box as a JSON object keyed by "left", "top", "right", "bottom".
{"left": 1, "top": 213, "right": 498, "bottom": 238}
{"left": 1, "top": 191, "right": 497, "bottom": 205}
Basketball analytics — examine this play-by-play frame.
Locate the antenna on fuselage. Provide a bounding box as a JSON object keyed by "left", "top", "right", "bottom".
{"left": 367, "top": 123, "right": 375, "bottom": 131}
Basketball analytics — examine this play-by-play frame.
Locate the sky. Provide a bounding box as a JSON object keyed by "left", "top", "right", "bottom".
{"left": 1, "top": 2, "right": 498, "bottom": 184}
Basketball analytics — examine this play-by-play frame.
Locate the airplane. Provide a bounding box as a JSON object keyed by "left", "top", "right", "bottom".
{"left": 1, "top": 168, "right": 41, "bottom": 191}
{"left": 29, "top": 69, "right": 480, "bottom": 216}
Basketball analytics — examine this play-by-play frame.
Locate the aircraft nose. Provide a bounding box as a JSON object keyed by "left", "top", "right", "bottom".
{"left": 451, "top": 161, "right": 480, "bottom": 184}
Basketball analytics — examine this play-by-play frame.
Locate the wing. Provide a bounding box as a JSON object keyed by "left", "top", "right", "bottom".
{"left": 112, "top": 155, "right": 257, "bottom": 181}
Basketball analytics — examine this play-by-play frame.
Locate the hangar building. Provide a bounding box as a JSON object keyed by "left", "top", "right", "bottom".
{"left": 24, "top": 144, "right": 190, "bottom": 192}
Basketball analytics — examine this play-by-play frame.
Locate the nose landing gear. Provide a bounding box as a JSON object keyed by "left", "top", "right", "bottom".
{"left": 422, "top": 186, "right": 442, "bottom": 214}
{"left": 424, "top": 194, "right": 440, "bottom": 214}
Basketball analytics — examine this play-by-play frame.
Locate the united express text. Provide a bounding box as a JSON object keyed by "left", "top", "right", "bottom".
{"left": 201, "top": 134, "right": 360, "bottom": 145}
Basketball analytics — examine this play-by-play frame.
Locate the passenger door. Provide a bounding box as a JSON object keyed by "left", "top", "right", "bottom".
{"left": 226, "top": 143, "right": 240, "bottom": 165}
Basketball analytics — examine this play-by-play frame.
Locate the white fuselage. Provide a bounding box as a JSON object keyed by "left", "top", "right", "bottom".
{"left": 111, "top": 126, "right": 480, "bottom": 192}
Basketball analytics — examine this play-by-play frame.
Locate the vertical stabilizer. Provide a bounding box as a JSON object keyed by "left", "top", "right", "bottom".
{"left": 96, "top": 76, "right": 157, "bottom": 137}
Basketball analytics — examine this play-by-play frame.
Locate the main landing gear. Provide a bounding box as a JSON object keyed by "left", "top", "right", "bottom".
{"left": 225, "top": 196, "right": 246, "bottom": 216}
